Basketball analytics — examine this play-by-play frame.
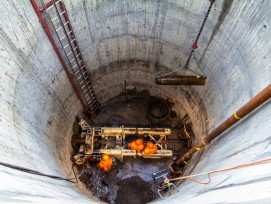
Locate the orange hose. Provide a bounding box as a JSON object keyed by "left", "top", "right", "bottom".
{"left": 185, "top": 173, "right": 211, "bottom": 185}
{"left": 169, "top": 158, "right": 271, "bottom": 185}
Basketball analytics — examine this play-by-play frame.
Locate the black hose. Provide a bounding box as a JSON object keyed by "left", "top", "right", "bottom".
{"left": 0, "top": 161, "right": 76, "bottom": 183}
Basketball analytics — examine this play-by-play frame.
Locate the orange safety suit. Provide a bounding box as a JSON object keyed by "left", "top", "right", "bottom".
{"left": 128, "top": 139, "right": 144, "bottom": 151}
{"left": 97, "top": 154, "right": 113, "bottom": 172}
{"left": 142, "top": 141, "right": 158, "bottom": 154}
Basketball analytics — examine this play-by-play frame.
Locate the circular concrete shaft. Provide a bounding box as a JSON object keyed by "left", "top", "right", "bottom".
{"left": 0, "top": 0, "right": 271, "bottom": 203}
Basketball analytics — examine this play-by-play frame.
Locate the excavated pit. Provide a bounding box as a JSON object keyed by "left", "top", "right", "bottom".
{"left": 1, "top": 0, "right": 271, "bottom": 203}
{"left": 72, "top": 94, "right": 195, "bottom": 203}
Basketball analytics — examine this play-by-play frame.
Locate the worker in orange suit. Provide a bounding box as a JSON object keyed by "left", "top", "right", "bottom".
{"left": 142, "top": 141, "right": 158, "bottom": 155}
{"left": 97, "top": 154, "right": 113, "bottom": 173}
{"left": 128, "top": 138, "right": 144, "bottom": 151}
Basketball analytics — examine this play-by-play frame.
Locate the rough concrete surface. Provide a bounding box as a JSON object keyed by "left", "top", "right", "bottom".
{"left": 0, "top": 0, "right": 270, "bottom": 203}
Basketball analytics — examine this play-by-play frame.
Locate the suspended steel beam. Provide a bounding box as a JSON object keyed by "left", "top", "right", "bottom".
{"left": 155, "top": 75, "right": 206, "bottom": 85}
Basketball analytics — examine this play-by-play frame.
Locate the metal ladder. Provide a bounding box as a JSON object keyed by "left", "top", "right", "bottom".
{"left": 41, "top": 0, "right": 100, "bottom": 114}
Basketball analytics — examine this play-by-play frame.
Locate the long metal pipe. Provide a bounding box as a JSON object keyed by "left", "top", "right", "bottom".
{"left": 30, "top": 0, "right": 89, "bottom": 113}
{"left": 155, "top": 75, "right": 206, "bottom": 85}
{"left": 175, "top": 83, "right": 271, "bottom": 166}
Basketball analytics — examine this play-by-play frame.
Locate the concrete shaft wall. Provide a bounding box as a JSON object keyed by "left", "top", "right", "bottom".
{"left": 0, "top": 0, "right": 270, "bottom": 203}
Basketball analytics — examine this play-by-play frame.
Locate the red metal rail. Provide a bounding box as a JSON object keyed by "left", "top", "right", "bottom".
{"left": 30, "top": 0, "right": 89, "bottom": 113}
{"left": 40, "top": 1, "right": 83, "bottom": 63}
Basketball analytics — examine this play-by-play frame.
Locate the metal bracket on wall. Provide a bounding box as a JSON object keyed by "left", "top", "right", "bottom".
{"left": 30, "top": 0, "right": 100, "bottom": 115}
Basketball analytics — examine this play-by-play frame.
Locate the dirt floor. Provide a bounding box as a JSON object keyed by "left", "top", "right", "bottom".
{"left": 79, "top": 157, "right": 171, "bottom": 204}
{"left": 74, "top": 95, "right": 193, "bottom": 203}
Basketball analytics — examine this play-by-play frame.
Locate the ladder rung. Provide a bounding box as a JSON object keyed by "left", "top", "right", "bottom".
{"left": 46, "top": 5, "right": 54, "bottom": 11}
{"left": 67, "top": 51, "right": 72, "bottom": 56}
{"left": 79, "top": 80, "right": 84, "bottom": 85}
{"left": 92, "top": 103, "right": 100, "bottom": 110}
{"left": 78, "top": 60, "right": 82, "bottom": 64}
{"left": 77, "top": 75, "right": 82, "bottom": 80}
{"left": 81, "top": 81, "right": 90, "bottom": 89}
{"left": 63, "top": 44, "right": 70, "bottom": 49}
{"left": 71, "top": 39, "right": 76, "bottom": 43}
{"left": 90, "top": 92, "right": 95, "bottom": 97}
{"left": 86, "top": 93, "right": 95, "bottom": 100}
{"left": 91, "top": 96, "right": 97, "bottom": 103}
{"left": 81, "top": 84, "right": 86, "bottom": 89}
{"left": 91, "top": 104, "right": 100, "bottom": 113}
{"left": 74, "top": 69, "right": 81, "bottom": 75}
{"left": 56, "top": 22, "right": 69, "bottom": 32}
{"left": 90, "top": 91, "right": 95, "bottom": 95}
{"left": 46, "top": 0, "right": 61, "bottom": 11}
{"left": 88, "top": 98, "right": 96, "bottom": 104}
{"left": 73, "top": 46, "right": 79, "bottom": 51}
{"left": 91, "top": 102, "right": 99, "bottom": 110}
{"left": 67, "top": 31, "right": 72, "bottom": 35}
{"left": 85, "top": 96, "right": 90, "bottom": 101}
{"left": 72, "top": 64, "right": 78, "bottom": 69}
{"left": 51, "top": 16, "right": 58, "bottom": 22}
{"left": 59, "top": 10, "right": 66, "bottom": 16}
{"left": 52, "top": 11, "right": 65, "bottom": 21}
{"left": 80, "top": 75, "right": 85, "bottom": 80}
{"left": 86, "top": 81, "right": 91, "bottom": 85}
{"left": 70, "top": 58, "right": 75, "bottom": 63}
{"left": 64, "top": 21, "right": 70, "bottom": 26}
{"left": 76, "top": 53, "right": 80, "bottom": 58}
{"left": 92, "top": 100, "right": 99, "bottom": 105}
{"left": 60, "top": 35, "right": 66, "bottom": 40}
{"left": 83, "top": 89, "right": 88, "bottom": 93}
{"left": 56, "top": 26, "right": 62, "bottom": 32}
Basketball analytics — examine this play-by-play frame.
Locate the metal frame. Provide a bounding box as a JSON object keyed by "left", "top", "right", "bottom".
{"left": 30, "top": 0, "right": 99, "bottom": 114}
{"left": 75, "top": 120, "right": 173, "bottom": 162}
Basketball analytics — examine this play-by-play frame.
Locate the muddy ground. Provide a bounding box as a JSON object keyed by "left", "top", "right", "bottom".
{"left": 79, "top": 157, "right": 171, "bottom": 204}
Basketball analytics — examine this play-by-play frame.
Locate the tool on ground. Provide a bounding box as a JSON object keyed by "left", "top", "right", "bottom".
{"left": 152, "top": 169, "right": 179, "bottom": 199}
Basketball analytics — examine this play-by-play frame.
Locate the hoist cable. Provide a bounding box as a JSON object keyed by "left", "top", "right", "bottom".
{"left": 158, "top": 0, "right": 215, "bottom": 78}
{"left": 183, "top": 0, "right": 215, "bottom": 69}
{"left": 192, "top": 52, "right": 207, "bottom": 78}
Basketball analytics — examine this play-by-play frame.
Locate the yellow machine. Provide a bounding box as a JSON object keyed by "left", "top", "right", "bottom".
{"left": 73, "top": 119, "right": 173, "bottom": 165}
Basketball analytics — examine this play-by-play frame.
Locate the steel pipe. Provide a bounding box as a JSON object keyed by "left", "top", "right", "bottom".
{"left": 175, "top": 83, "right": 271, "bottom": 166}
{"left": 155, "top": 75, "right": 206, "bottom": 85}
